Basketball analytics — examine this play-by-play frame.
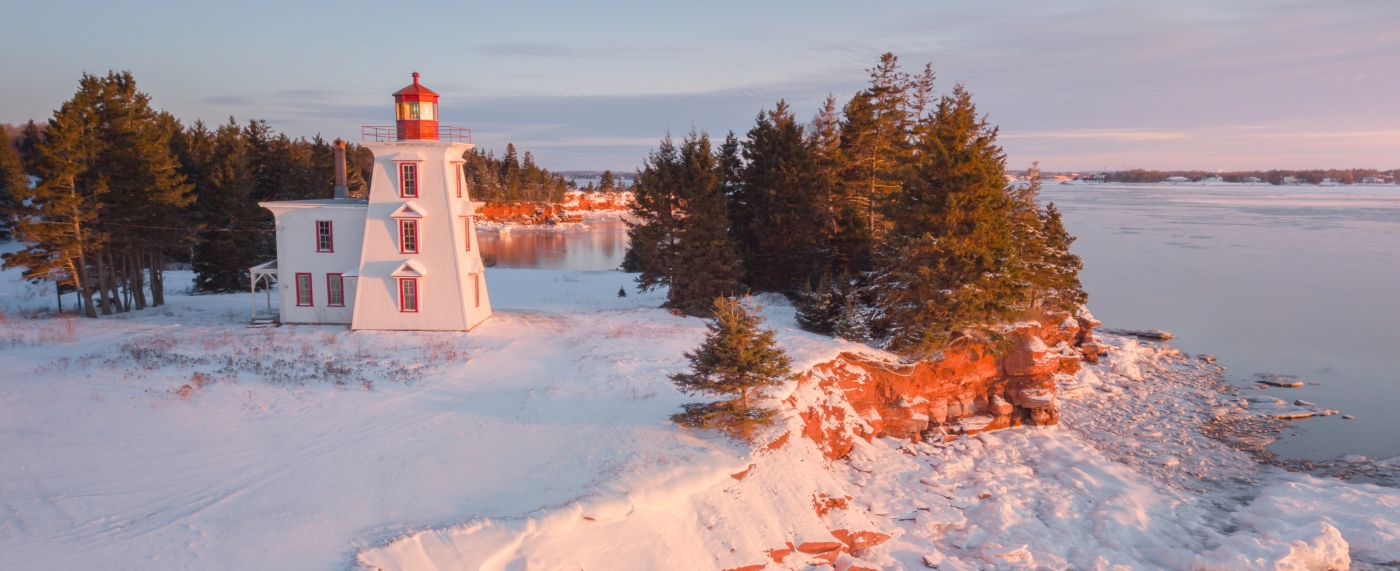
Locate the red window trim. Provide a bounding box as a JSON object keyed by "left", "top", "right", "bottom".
{"left": 398, "top": 277, "right": 420, "bottom": 313}
{"left": 326, "top": 273, "right": 345, "bottom": 307}
{"left": 399, "top": 219, "right": 420, "bottom": 254}
{"left": 295, "top": 273, "right": 314, "bottom": 306}
{"left": 451, "top": 161, "right": 464, "bottom": 198}
{"left": 395, "top": 161, "right": 421, "bottom": 198}
{"left": 464, "top": 218, "right": 472, "bottom": 252}
{"left": 473, "top": 273, "right": 480, "bottom": 307}
{"left": 316, "top": 220, "right": 334, "bottom": 253}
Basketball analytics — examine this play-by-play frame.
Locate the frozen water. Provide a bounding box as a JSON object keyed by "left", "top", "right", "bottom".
{"left": 1043, "top": 183, "right": 1400, "bottom": 461}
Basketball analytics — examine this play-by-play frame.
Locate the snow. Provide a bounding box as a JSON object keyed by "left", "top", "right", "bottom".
{"left": 2, "top": 237, "right": 1398, "bottom": 571}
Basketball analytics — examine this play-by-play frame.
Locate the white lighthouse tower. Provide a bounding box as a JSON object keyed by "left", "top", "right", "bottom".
{"left": 257, "top": 73, "right": 491, "bottom": 331}
{"left": 352, "top": 73, "right": 491, "bottom": 330}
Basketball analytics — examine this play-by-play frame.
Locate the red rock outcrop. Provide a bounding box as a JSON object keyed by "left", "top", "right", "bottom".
{"left": 789, "top": 312, "right": 1097, "bottom": 456}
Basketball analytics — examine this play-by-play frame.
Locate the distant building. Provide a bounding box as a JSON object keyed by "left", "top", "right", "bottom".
{"left": 1164, "top": 176, "right": 1189, "bottom": 183}
{"left": 1201, "top": 175, "right": 1223, "bottom": 184}
{"left": 252, "top": 74, "right": 492, "bottom": 330}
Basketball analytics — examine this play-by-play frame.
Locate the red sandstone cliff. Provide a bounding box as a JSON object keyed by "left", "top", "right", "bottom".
{"left": 787, "top": 310, "right": 1100, "bottom": 461}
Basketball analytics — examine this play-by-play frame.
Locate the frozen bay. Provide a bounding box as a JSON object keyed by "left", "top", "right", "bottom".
{"left": 1044, "top": 183, "right": 1400, "bottom": 461}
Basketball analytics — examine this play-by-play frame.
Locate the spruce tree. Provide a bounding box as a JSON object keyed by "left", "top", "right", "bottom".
{"left": 835, "top": 53, "right": 915, "bottom": 271}
{"left": 623, "top": 135, "right": 680, "bottom": 281}
{"left": 872, "top": 84, "right": 1024, "bottom": 355}
{"left": 1009, "top": 165, "right": 1087, "bottom": 313}
{"left": 624, "top": 132, "right": 741, "bottom": 315}
{"left": 668, "top": 131, "right": 742, "bottom": 315}
{"left": 0, "top": 132, "right": 25, "bottom": 241}
{"left": 734, "top": 101, "right": 825, "bottom": 292}
{"left": 598, "top": 169, "right": 615, "bottom": 191}
{"left": 670, "top": 296, "right": 792, "bottom": 440}
{"left": 179, "top": 119, "right": 270, "bottom": 293}
{"left": 1036, "top": 202, "right": 1087, "bottom": 311}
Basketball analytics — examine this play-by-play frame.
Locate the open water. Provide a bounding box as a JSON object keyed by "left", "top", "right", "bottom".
{"left": 481, "top": 186, "right": 1400, "bottom": 461}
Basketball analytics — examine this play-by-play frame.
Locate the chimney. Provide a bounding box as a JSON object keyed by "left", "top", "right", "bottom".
{"left": 333, "top": 139, "right": 348, "bottom": 199}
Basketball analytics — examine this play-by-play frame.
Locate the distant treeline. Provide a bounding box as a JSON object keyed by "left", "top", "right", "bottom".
{"left": 1094, "top": 169, "right": 1396, "bottom": 185}
{"left": 0, "top": 71, "right": 569, "bottom": 314}
{"left": 461, "top": 144, "right": 570, "bottom": 203}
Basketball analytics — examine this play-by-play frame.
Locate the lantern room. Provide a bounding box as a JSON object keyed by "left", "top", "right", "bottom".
{"left": 393, "top": 72, "right": 440, "bottom": 141}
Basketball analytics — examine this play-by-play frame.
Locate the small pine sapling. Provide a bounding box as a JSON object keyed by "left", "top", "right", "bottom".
{"left": 670, "top": 296, "right": 792, "bottom": 440}
{"left": 617, "top": 287, "right": 627, "bottom": 298}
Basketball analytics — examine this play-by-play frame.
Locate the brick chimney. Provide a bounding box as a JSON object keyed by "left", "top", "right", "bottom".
{"left": 333, "top": 139, "right": 348, "bottom": 199}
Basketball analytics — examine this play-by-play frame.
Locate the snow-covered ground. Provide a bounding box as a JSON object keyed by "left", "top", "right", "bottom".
{"left": 1, "top": 240, "right": 1397, "bottom": 570}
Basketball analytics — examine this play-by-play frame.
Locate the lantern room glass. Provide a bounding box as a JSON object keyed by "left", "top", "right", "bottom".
{"left": 396, "top": 101, "right": 437, "bottom": 121}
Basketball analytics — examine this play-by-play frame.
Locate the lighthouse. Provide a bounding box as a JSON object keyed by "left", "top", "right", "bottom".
{"left": 256, "top": 73, "right": 492, "bottom": 331}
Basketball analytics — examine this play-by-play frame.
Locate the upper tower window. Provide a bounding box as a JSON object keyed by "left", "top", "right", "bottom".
{"left": 400, "top": 163, "right": 418, "bottom": 197}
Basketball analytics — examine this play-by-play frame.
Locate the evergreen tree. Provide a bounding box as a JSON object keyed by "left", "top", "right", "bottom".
{"left": 5, "top": 73, "right": 108, "bottom": 316}
{"left": 622, "top": 135, "right": 680, "bottom": 278}
{"left": 598, "top": 169, "right": 615, "bottom": 191}
{"left": 177, "top": 119, "right": 271, "bottom": 293}
{"left": 871, "top": 84, "right": 1023, "bottom": 355}
{"left": 670, "top": 296, "right": 792, "bottom": 440}
{"left": 1008, "top": 164, "right": 1087, "bottom": 313}
{"left": 1034, "top": 202, "right": 1086, "bottom": 311}
{"left": 808, "top": 94, "right": 844, "bottom": 254}
{"left": 733, "top": 101, "right": 825, "bottom": 292}
{"left": 667, "top": 131, "right": 742, "bottom": 315}
{"left": 91, "top": 72, "right": 194, "bottom": 309}
{"left": 624, "top": 132, "right": 741, "bottom": 314}
{"left": 0, "top": 131, "right": 25, "bottom": 241}
{"left": 835, "top": 53, "right": 915, "bottom": 271}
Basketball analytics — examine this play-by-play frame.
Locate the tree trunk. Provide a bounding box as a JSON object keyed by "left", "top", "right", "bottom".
{"left": 95, "top": 253, "right": 113, "bottom": 315}
{"left": 105, "top": 251, "right": 126, "bottom": 313}
{"left": 130, "top": 252, "right": 148, "bottom": 310}
{"left": 150, "top": 252, "right": 165, "bottom": 306}
{"left": 70, "top": 255, "right": 97, "bottom": 318}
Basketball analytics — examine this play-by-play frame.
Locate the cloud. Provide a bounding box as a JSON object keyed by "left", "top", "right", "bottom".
{"left": 1003, "top": 130, "right": 1190, "bottom": 141}
{"left": 476, "top": 42, "right": 574, "bottom": 57}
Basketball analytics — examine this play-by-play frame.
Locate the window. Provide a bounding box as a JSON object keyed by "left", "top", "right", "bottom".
{"left": 295, "top": 273, "right": 313, "bottom": 306}
{"left": 399, "top": 278, "right": 419, "bottom": 312}
{"left": 464, "top": 218, "right": 472, "bottom": 251}
{"left": 400, "top": 220, "right": 419, "bottom": 254}
{"left": 400, "top": 163, "right": 418, "bottom": 197}
{"left": 326, "top": 274, "right": 344, "bottom": 307}
{"left": 316, "top": 220, "right": 333, "bottom": 252}
{"left": 473, "top": 274, "right": 480, "bottom": 307}
{"left": 396, "top": 101, "right": 437, "bottom": 121}
{"left": 454, "top": 163, "right": 463, "bottom": 198}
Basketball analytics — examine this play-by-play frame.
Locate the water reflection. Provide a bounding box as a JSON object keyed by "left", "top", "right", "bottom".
{"left": 478, "top": 217, "right": 629, "bottom": 271}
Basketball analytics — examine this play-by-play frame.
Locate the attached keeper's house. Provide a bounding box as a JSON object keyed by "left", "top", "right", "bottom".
{"left": 251, "top": 73, "right": 491, "bottom": 330}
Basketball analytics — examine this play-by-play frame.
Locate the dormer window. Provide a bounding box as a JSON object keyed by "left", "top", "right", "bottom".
{"left": 400, "top": 163, "right": 418, "bottom": 197}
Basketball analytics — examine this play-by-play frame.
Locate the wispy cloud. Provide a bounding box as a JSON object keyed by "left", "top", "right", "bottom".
{"left": 476, "top": 42, "right": 574, "bottom": 57}
{"left": 1002, "top": 130, "right": 1190, "bottom": 141}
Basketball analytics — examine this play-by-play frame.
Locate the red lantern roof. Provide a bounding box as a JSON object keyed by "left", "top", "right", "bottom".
{"left": 393, "top": 72, "right": 439, "bottom": 98}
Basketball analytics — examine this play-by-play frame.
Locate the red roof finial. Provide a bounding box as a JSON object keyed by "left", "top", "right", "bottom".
{"left": 412, "top": 72, "right": 420, "bottom": 85}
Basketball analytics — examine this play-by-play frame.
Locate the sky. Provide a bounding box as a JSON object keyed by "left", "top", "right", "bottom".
{"left": 3, "top": 0, "right": 1398, "bottom": 172}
